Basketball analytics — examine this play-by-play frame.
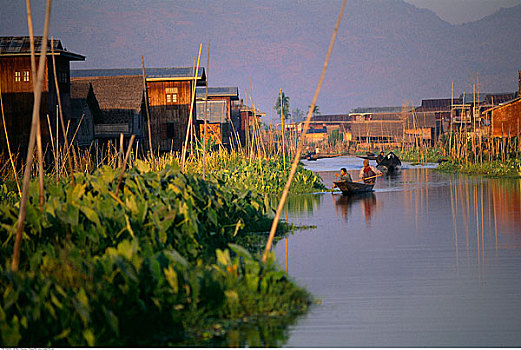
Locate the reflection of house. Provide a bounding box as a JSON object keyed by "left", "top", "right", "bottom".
{"left": 195, "top": 87, "right": 240, "bottom": 146}
{"left": 0, "top": 36, "right": 85, "bottom": 158}
{"left": 71, "top": 67, "right": 206, "bottom": 152}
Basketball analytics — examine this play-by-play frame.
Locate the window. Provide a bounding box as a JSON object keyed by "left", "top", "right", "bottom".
{"left": 165, "top": 87, "right": 178, "bottom": 105}
{"left": 166, "top": 93, "right": 178, "bottom": 104}
{"left": 15, "top": 71, "right": 21, "bottom": 82}
{"left": 23, "top": 71, "right": 30, "bottom": 82}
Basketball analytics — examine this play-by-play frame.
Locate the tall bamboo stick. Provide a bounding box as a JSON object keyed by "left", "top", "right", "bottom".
{"left": 51, "top": 37, "right": 76, "bottom": 173}
{"left": 26, "top": 0, "right": 45, "bottom": 209}
{"left": 280, "top": 89, "right": 286, "bottom": 173}
{"left": 12, "top": 0, "right": 52, "bottom": 271}
{"left": 262, "top": 0, "right": 346, "bottom": 263}
{"left": 181, "top": 43, "right": 202, "bottom": 173}
{"left": 202, "top": 40, "right": 210, "bottom": 180}
{"left": 141, "top": 56, "right": 154, "bottom": 162}
{"left": 115, "top": 134, "right": 135, "bottom": 196}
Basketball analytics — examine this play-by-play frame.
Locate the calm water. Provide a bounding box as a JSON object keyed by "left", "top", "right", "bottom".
{"left": 273, "top": 156, "right": 521, "bottom": 347}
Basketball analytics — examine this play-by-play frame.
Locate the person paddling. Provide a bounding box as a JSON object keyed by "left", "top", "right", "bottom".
{"left": 359, "top": 159, "right": 382, "bottom": 185}
{"left": 332, "top": 167, "right": 352, "bottom": 190}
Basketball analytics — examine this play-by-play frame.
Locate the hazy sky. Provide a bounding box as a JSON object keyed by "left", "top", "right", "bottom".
{"left": 1, "top": 0, "right": 520, "bottom": 114}
{"left": 405, "top": 0, "right": 521, "bottom": 24}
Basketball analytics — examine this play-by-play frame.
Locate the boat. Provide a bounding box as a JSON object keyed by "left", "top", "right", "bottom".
{"left": 333, "top": 180, "right": 374, "bottom": 194}
{"left": 357, "top": 151, "right": 378, "bottom": 161}
{"left": 376, "top": 151, "right": 401, "bottom": 173}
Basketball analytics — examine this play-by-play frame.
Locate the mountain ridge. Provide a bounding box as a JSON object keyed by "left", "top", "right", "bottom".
{"left": 1, "top": 0, "right": 520, "bottom": 114}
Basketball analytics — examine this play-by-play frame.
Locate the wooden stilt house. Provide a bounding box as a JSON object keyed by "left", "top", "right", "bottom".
{"left": 71, "top": 67, "right": 206, "bottom": 153}
{"left": 195, "top": 87, "right": 240, "bottom": 147}
{"left": 0, "top": 36, "right": 85, "bottom": 159}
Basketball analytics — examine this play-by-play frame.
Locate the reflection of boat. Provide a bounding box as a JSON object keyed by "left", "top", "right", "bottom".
{"left": 333, "top": 180, "right": 374, "bottom": 194}
{"left": 376, "top": 151, "right": 401, "bottom": 174}
{"left": 332, "top": 191, "right": 377, "bottom": 222}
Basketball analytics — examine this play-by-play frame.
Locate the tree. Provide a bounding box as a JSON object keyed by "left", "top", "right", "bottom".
{"left": 274, "top": 90, "right": 290, "bottom": 121}
{"left": 292, "top": 108, "right": 305, "bottom": 122}
{"left": 308, "top": 104, "right": 321, "bottom": 116}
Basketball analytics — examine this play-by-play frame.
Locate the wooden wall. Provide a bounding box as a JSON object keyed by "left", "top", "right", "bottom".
{"left": 0, "top": 55, "right": 73, "bottom": 158}
{"left": 490, "top": 99, "right": 521, "bottom": 137}
{"left": 146, "top": 80, "right": 193, "bottom": 152}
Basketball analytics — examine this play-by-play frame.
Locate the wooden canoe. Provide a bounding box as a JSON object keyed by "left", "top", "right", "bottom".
{"left": 333, "top": 180, "right": 374, "bottom": 194}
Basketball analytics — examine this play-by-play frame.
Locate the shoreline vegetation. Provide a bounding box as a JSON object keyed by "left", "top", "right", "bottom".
{"left": 350, "top": 133, "right": 521, "bottom": 179}
{"left": 1, "top": 1, "right": 346, "bottom": 344}
{"left": 0, "top": 153, "right": 320, "bottom": 346}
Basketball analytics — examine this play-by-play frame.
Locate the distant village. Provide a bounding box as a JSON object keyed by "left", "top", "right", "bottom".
{"left": 1, "top": 36, "right": 521, "bottom": 159}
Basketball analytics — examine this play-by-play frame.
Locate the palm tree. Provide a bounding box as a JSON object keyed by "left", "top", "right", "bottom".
{"left": 308, "top": 104, "right": 320, "bottom": 117}
{"left": 274, "top": 90, "right": 290, "bottom": 121}
{"left": 292, "top": 108, "right": 305, "bottom": 121}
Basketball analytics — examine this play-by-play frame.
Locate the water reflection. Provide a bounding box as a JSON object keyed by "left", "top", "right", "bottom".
{"left": 207, "top": 315, "right": 299, "bottom": 347}
{"left": 332, "top": 192, "right": 377, "bottom": 223}
{"left": 284, "top": 193, "right": 324, "bottom": 215}
{"left": 273, "top": 161, "right": 521, "bottom": 347}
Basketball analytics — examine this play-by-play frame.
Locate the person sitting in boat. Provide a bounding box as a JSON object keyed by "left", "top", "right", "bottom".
{"left": 332, "top": 168, "right": 352, "bottom": 191}
{"left": 376, "top": 151, "right": 385, "bottom": 165}
{"left": 335, "top": 168, "right": 352, "bottom": 182}
{"left": 359, "top": 159, "right": 382, "bottom": 184}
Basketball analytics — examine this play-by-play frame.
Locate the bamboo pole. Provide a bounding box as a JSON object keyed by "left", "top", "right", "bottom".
{"left": 51, "top": 37, "right": 76, "bottom": 174}
{"left": 280, "top": 89, "right": 286, "bottom": 173}
{"left": 12, "top": 0, "right": 52, "bottom": 271}
{"left": 26, "top": 0, "right": 45, "bottom": 209}
{"left": 202, "top": 40, "right": 210, "bottom": 180}
{"left": 141, "top": 56, "right": 154, "bottom": 163}
{"left": 181, "top": 43, "right": 202, "bottom": 173}
{"left": 262, "top": 0, "right": 346, "bottom": 263}
{"left": 115, "top": 134, "right": 135, "bottom": 196}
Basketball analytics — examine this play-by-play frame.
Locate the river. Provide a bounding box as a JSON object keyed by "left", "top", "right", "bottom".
{"left": 272, "top": 156, "right": 521, "bottom": 347}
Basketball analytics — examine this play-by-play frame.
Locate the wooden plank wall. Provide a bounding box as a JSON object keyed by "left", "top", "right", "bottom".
{"left": 0, "top": 56, "right": 49, "bottom": 93}
{"left": 147, "top": 80, "right": 193, "bottom": 152}
{"left": 491, "top": 99, "right": 521, "bottom": 137}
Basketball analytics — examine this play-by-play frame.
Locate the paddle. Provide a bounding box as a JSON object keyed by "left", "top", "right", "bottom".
{"left": 352, "top": 174, "right": 383, "bottom": 183}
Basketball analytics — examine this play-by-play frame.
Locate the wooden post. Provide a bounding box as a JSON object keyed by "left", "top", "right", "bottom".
{"left": 280, "top": 89, "right": 286, "bottom": 173}
{"left": 202, "top": 40, "right": 210, "bottom": 180}
{"left": 262, "top": 0, "right": 346, "bottom": 263}
{"left": 27, "top": 1, "right": 45, "bottom": 208}
{"left": 181, "top": 43, "right": 202, "bottom": 173}
{"left": 12, "top": 0, "right": 51, "bottom": 271}
{"left": 141, "top": 56, "right": 154, "bottom": 162}
{"left": 51, "top": 37, "right": 76, "bottom": 173}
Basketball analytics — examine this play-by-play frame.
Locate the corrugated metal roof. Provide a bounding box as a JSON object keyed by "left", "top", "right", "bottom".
{"left": 351, "top": 106, "right": 404, "bottom": 113}
{"left": 71, "top": 67, "right": 206, "bottom": 84}
{"left": 196, "top": 87, "right": 238, "bottom": 99}
{"left": 0, "top": 36, "right": 84, "bottom": 60}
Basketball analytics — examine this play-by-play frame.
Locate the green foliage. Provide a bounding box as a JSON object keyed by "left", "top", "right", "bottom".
{"left": 328, "top": 129, "right": 343, "bottom": 147}
{"left": 0, "top": 183, "right": 17, "bottom": 204}
{"left": 437, "top": 158, "right": 521, "bottom": 178}
{"left": 274, "top": 91, "right": 290, "bottom": 120}
{"left": 0, "top": 165, "right": 312, "bottom": 346}
{"left": 208, "top": 156, "right": 327, "bottom": 194}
